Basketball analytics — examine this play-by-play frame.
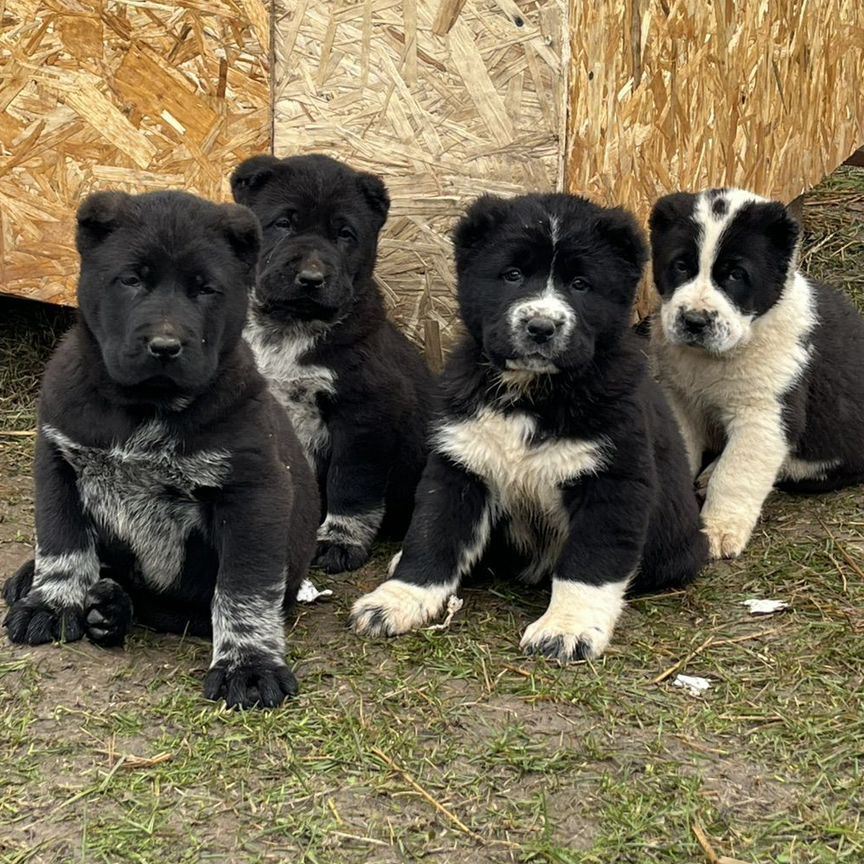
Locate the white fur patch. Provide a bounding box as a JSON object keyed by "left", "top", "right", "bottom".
{"left": 350, "top": 578, "right": 458, "bottom": 636}
{"left": 211, "top": 586, "right": 285, "bottom": 668}
{"left": 521, "top": 577, "right": 629, "bottom": 661}
{"left": 317, "top": 508, "right": 384, "bottom": 550}
{"left": 779, "top": 456, "right": 841, "bottom": 483}
{"left": 507, "top": 289, "right": 576, "bottom": 346}
{"left": 435, "top": 410, "right": 606, "bottom": 581}
{"left": 32, "top": 545, "right": 100, "bottom": 608}
{"left": 244, "top": 316, "right": 335, "bottom": 463}
{"left": 43, "top": 422, "right": 230, "bottom": 591}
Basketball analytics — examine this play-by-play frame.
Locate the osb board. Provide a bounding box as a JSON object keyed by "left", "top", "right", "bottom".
{"left": 0, "top": 0, "right": 271, "bottom": 306}
{"left": 274, "top": 0, "right": 568, "bottom": 362}
{"left": 566, "top": 0, "right": 864, "bottom": 315}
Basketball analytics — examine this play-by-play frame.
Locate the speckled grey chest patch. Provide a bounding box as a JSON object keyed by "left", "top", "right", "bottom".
{"left": 42, "top": 422, "right": 231, "bottom": 590}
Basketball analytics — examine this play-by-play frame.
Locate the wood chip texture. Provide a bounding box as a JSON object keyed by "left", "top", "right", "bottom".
{"left": 0, "top": 0, "right": 271, "bottom": 305}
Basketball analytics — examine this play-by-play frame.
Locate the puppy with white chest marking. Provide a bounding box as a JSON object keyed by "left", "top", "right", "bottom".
{"left": 3, "top": 191, "right": 319, "bottom": 709}
{"left": 650, "top": 188, "right": 864, "bottom": 559}
{"left": 231, "top": 154, "right": 434, "bottom": 575}
{"left": 351, "top": 193, "right": 707, "bottom": 661}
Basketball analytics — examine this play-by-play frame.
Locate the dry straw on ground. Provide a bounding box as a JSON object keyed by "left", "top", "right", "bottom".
{"left": 273, "top": 0, "right": 568, "bottom": 366}
{"left": 0, "top": 0, "right": 271, "bottom": 305}
{"left": 567, "top": 0, "right": 864, "bottom": 315}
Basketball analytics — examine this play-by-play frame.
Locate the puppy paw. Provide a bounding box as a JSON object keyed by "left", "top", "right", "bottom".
{"left": 204, "top": 658, "right": 298, "bottom": 709}
{"left": 520, "top": 579, "right": 626, "bottom": 662}
{"left": 702, "top": 515, "right": 753, "bottom": 559}
{"left": 3, "top": 559, "right": 35, "bottom": 606}
{"left": 4, "top": 593, "right": 85, "bottom": 645}
{"left": 350, "top": 579, "right": 452, "bottom": 637}
{"left": 84, "top": 579, "right": 134, "bottom": 648}
{"left": 313, "top": 541, "right": 369, "bottom": 574}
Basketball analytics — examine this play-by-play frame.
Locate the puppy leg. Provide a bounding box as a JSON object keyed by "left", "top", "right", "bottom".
{"left": 664, "top": 388, "right": 707, "bottom": 478}
{"left": 521, "top": 472, "right": 648, "bottom": 662}
{"left": 701, "top": 412, "right": 787, "bottom": 558}
{"left": 351, "top": 454, "right": 492, "bottom": 636}
{"left": 203, "top": 475, "right": 298, "bottom": 709}
{"left": 313, "top": 422, "right": 392, "bottom": 574}
{"left": 5, "top": 436, "right": 98, "bottom": 645}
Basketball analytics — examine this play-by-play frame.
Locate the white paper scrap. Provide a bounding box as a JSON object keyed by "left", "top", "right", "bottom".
{"left": 425, "top": 595, "right": 464, "bottom": 631}
{"left": 742, "top": 598, "right": 789, "bottom": 616}
{"left": 296, "top": 578, "right": 334, "bottom": 604}
{"left": 672, "top": 674, "right": 712, "bottom": 697}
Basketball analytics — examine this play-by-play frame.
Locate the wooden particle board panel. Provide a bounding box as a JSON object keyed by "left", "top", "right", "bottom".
{"left": 0, "top": 0, "right": 272, "bottom": 306}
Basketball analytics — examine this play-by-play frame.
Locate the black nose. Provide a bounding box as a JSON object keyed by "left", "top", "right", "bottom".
{"left": 680, "top": 310, "right": 714, "bottom": 334}
{"left": 525, "top": 317, "right": 557, "bottom": 344}
{"left": 295, "top": 269, "right": 325, "bottom": 289}
{"left": 147, "top": 335, "right": 183, "bottom": 359}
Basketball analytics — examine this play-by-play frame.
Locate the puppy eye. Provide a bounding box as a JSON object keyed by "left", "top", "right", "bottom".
{"left": 191, "top": 284, "right": 217, "bottom": 297}
{"left": 672, "top": 259, "right": 691, "bottom": 275}
{"left": 120, "top": 273, "right": 142, "bottom": 288}
{"left": 570, "top": 277, "right": 590, "bottom": 292}
{"left": 728, "top": 266, "right": 747, "bottom": 282}
{"left": 274, "top": 215, "right": 294, "bottom": 230}
{"left": 338, "top": 226, "right": 357, "bottom": 242}
{"left": 502, "top": 268, "right": 523, "bottom": 283}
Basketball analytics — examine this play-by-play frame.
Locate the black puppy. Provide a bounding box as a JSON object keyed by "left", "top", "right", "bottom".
{"left": 3, "top": 190, "right": 319, "bottom": 709}
{"left": 351, "top": 194, "right": 707, "bottom": 661}
{"left": 231, "top": 154, "right": 433, "bottom": 574}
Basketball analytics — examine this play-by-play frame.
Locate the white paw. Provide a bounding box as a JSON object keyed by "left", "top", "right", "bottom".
{"left": 695, "top": 458, "right": 718, "bottom": 498}
{"left": 702, "top": 512, "right": 754, "bottom": 559}
{"left": 520, "top": 579, "right": 626, "bottom": 662}
{"left": 350, "top": 579, "right": 454, "bottom": 637}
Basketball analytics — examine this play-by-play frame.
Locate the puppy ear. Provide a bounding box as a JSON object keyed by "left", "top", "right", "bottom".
{"left": 649, "top": 192, "right": 696, "bottom": 239}
{"left": 76, "top": 191, "right": 131, "bottom": 253}
{"left": 762, "top": 200, "right": 801, "bottom": 261}
{"left": 219, "top": 203, "right": 261, "bottom": 269}
{"left": 595, "top": 207, "right": 648, "bottom": 275}
{"left": 356, "top": 172, "right": 390, "bottom": 229}
{"left": 230, "top": 155, "right": 281, "bottom": 206}
{"left": 452, "top": 195, "right": 509, "bottom": 257}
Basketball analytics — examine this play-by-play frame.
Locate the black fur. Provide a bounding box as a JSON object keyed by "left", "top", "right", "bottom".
{"left": 353, "top": 194, "right": 707, "bottom": 658}
{"left": 232, "top": 154, "right": 433, "bottom": 573}
{"left": 2, "top": 190, "right": 319, "bottom": 709}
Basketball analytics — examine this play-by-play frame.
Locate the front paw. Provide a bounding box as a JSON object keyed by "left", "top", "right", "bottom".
{"left": 350, "top": 579, "right": 452, "bottom": 637}
{"left": 203, "top": 659, "right": 298, "bottom": 709}
{"left": 84, "top": 580, "right": 134, "bottom": 648}
{"left": 3, "top": 559, "right": 35, "bottom": 605}
{"left": 4, "top": 593, "right": 85, "bottom": 645}
{"left": 702, "top": 512, "right": 753, "bottom": 559}
{"left": 313, "top": 540, "right": 369, "bottom": 574}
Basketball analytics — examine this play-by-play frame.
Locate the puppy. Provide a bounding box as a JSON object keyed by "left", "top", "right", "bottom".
{"left": 3, "top": 191, "right": 319, "bottom": 709}
{"left": 350, "top": 194, "right": 707, "bottom": 661}
{"left": 650, "top": 188, "right": 864, "bottom": 559}
{"left": 231, "top": 154, "right": 433, "bottom": 574}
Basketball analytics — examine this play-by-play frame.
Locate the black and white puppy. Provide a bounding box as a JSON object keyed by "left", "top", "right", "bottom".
{"left": 231, "top": 154, "right": 433, "bottom": 575}
{"left": 350, "top": 194, "right": 707, "bottom": 661}
{"left": 3, "top": 191, "right": 319, "bottom": 709}
{"left": 650, "top": 188, "right": 864, "bottom": 559}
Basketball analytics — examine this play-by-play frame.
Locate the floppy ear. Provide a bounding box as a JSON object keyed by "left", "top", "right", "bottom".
{"left": 219, "top": 203, "right": 261, "bottom": 270}
{"left": 230, "top": 155, "right": 281, "bottom": 206}
{"left": 648, "top": 192, "right": 696, "bottom": 240}
{"left": 452, "top": 195, "right": 509, "bottom": 261}
{"left": 356, "top": 172, "right": 390, "bottom": 229}
{"left": 76, "top": 191, "right": 131, "bottom": 253}
{"left": 595, "top": 207, "right": 648, "bottom": 276}
{"left": 762, "top": 200, "right": 801, "bottom": 261}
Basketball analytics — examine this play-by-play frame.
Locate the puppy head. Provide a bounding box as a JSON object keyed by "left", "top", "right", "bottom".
{"left": 650, "top": 188, "right": 800, "bottom": 354}
{"left": 231, "top": 153, "right": 389, "bottom": 324}
{"left": 452, "top": 193, "right": 646, "bottom": 375}
{"left": 76, "top": 190, "right": 259, "bottom": 400}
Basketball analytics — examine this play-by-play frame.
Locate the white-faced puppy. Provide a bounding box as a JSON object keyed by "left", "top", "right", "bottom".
{"left": 231, "top": 154, "right": 433, "bottom": 575}
{"left": 350, "top": 194, "right": 707, "bottom": 661}
{"left": 3, "top": 191, "right": 319, "bottom": 709}
{"left": 650, "top": 188, "right": 864, "bottom": 559}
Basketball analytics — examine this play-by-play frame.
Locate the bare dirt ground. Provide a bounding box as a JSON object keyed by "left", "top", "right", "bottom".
{"left": 1, "top": 171, "right": 863, "bottom": 863}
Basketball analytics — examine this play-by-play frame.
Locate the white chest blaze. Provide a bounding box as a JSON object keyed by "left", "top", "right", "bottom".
{"left": 434, "top": 409, "right": 608, "bottom": 580}
{"left": 244, "top": 321, "right": 335, "bottom": 464}
{"left": 43, "top": 422, "right": 231, "bottom": 590}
